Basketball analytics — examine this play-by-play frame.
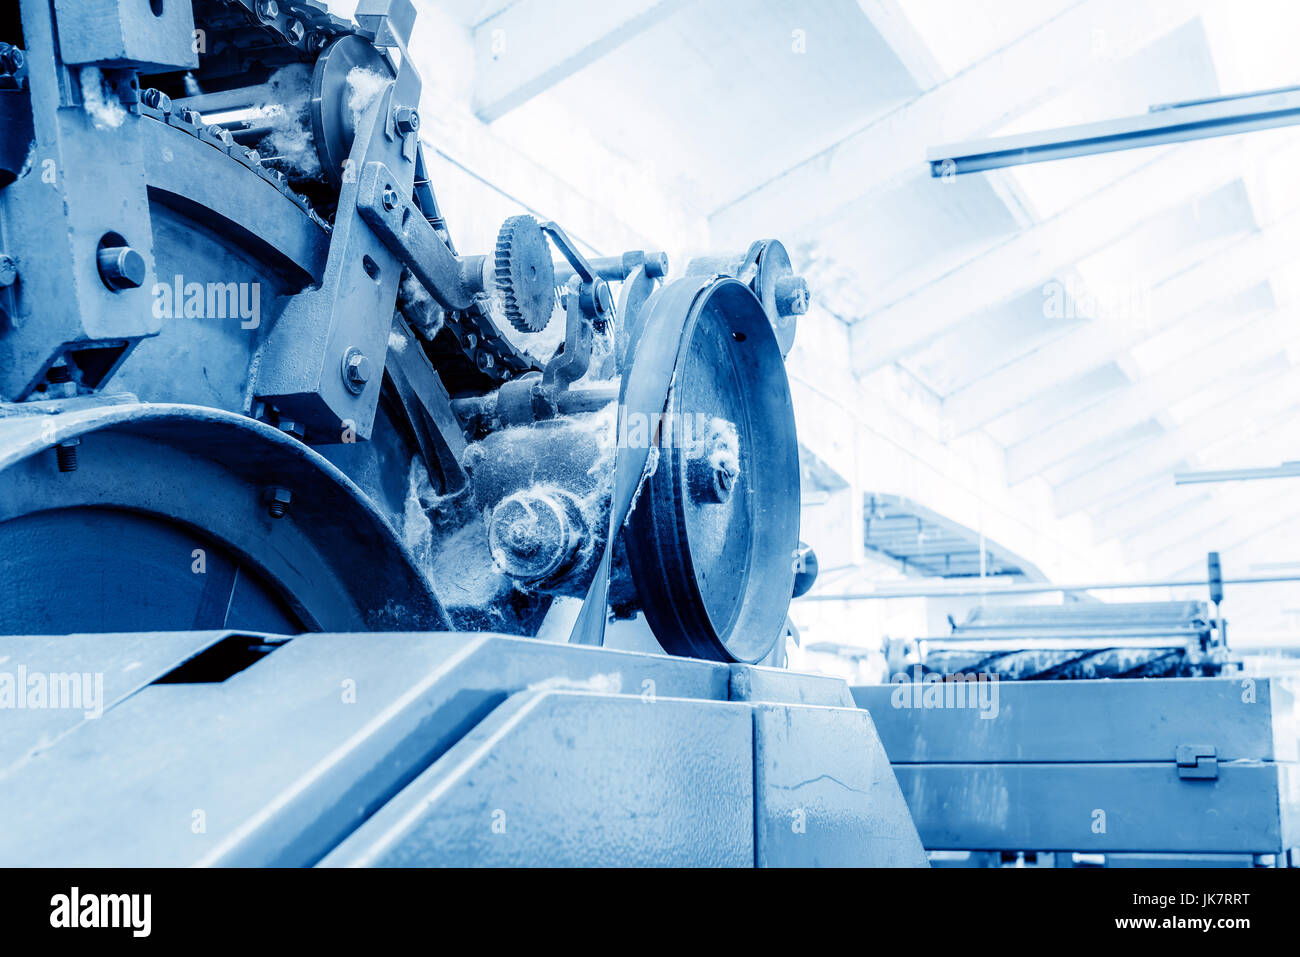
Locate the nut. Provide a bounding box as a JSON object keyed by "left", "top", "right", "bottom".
{"left": 263, "top": 486, "right": 292, "bottom": 519}
{"left": 394, "top": 107, "right": 420, "bottom": 136}
{"left": 342, "top": 348, "right": 371, "bottom": 394}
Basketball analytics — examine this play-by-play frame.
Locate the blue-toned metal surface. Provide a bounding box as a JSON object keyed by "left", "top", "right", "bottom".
{"left": 0, "top": 630, "right": 231, "bottom": 772}
{"left": 0, "top": 632, "right": 924, "bottom": 866}
{"left": 752, "top": 703, "right": 927, "bottom": 867}
{"left": 855, "top": 677, "right": 1300, "bottom": 861}
{"left": 320, "top": 690, "right": 756, "bottom": 867}
{"left": 0, "top": 403, "right": 446, "bottom": 633}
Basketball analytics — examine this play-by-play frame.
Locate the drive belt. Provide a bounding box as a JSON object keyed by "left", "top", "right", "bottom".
{"left": 567, "top": 278, "right": 712, "bottom": 647}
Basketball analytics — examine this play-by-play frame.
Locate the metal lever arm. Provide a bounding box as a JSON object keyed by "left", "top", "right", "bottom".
{"left": 357, "top": 160, "right": 489, "bottom": 313}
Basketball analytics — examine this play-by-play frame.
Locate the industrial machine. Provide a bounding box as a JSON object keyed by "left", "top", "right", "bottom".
{"left": 0, "top": 0, "right": 928, "bottom": 865}
{"left": 863, "top": 595, "right": 1300, "bottom": 867}
{"left": 857, "top": 671, "right": 1299, "bottom": 868}
{"left": 898, "top": 599, "right": 1232, "bottom": 680}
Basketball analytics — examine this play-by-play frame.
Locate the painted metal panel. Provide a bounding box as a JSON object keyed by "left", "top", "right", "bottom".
{"left": 0, "top": 630, "right": 230, "bottom": 773}
{"left": 893, "top": 762, "right": 1287, "bottom": 854}
{"left": 0, "top": 633, "right": 731, "bottom": 866}
{"left": 854, "top": 677, "right": 1297, "bottom": 763}
{"left": 321, "top": 690, "right": 753, "bottom": 866}
{"left": 752, "top": 703, "right": 927, "bottom": 867}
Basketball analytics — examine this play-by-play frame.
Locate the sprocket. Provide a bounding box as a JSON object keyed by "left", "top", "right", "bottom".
{"left": 494, "top": 214, "right": 557, "bottom": 334}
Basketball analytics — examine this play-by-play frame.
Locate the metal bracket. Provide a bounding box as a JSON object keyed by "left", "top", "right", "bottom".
{"left": 1175, "top": 744, "right": 1218, "bottom": 780}
{"left": 356, "top": 160, "right": 486, "bottom": 313}
{"left": 538, "top": 222, "right": 613, "bottom": 391}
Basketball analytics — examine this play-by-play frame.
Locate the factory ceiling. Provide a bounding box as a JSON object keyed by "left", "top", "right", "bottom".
{"left": 425, "top": 0, "right": 1300, "bottom": 635}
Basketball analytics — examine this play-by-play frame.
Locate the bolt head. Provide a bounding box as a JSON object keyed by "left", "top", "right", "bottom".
{"left": 0, "top": 46, "right": 24, "bottom": 74}
{"left": 265, "top": 487, "right": 292, "bottom": 506}
{"left": 256, "top": 0, "right": 279, "bottom": 21}
{"left": 286, "top": 18, "right": 305, "bottom": 43}
{"left": 0, "top": 254, "right": 17, "bottom": 287}
{"left": 96, "top": 246, "right": 146, "bottom": 291}
{"left": 381, "top": 187, "right": 399, "bottom": 211}
{"left": 344, "top": 351, "right": 372, "bottom": 392}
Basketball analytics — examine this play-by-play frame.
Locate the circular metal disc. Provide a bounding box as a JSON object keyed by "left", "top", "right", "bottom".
{"left": 0, "top": 404, "right": 446, "bottom": 634}
{"left": 624, "top": 278, "right": 800, "bottom": 662}
{"left": 310, "top": 34, "right": 392, "bottom": 187}
{"left": 0, "top": 507, "right": 304, "bottom": 634}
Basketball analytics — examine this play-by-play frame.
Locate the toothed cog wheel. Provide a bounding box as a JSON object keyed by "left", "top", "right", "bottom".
{"left": 494, "top": 215, "right": 557, "bottom": 334}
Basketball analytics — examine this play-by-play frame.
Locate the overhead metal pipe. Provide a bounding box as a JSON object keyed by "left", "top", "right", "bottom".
{"left": 928, "top": 85, "right": 1300, "bottom": 177}
{"left": 796, "top": 573, "right": 1300, "bottom": 602}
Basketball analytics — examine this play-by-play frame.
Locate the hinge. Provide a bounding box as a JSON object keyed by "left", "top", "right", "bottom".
{"left": 1175, "top": 744, "right": 1218, "bottom": 780}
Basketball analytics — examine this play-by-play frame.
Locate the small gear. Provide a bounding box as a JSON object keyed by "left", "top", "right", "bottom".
{"left": 494, "top": 214, "right": 557, "bottom": 334}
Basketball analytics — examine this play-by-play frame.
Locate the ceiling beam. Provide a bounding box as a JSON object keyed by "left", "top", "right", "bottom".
{"left": 472, "top": 0, "right": 690, "bottom": 122}
{"left": 941, "top": 204, "right": 1300, "bottom": 434}
{"left": 709, "top": 0, "right": 1201, "bottom": 242}
{"left": 1152, "top": 508, "right": 1300, "bottom": 580}
{"left": 853, "top": 0, "right": 945, "bottom": 90}
{"left": 1005, "top": 310, "right": 1296, "bottom": 482}
{"left": 851, "top": 140, "right": 1254, "bottom": 376}
{"left": 1092, "top": 485, "right": 1215, "bottom": 544}
{"left": 1053, "top": 367, "right": 1300, "bottom": 515}
{"left": 1123, "top": 483, "right": 1298, "bottom": 561}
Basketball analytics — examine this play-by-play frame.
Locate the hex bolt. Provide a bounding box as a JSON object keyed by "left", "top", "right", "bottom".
{"left": 255, "top": 0, "right": 279, "bottom": 22}
{"left": 394, "top": 107, "right": 420, "bottom": 136}
{"left": 264, "top": 487, "right": 292, "bottom": 519}
{"left": 0, "top": 44, "right": 24, "bottom": 75}
{"left": 594, "top": 280, "right": 613, "bottom": 316}
{"left": 381, "top": 186, "right": 400, "bottom": 211}
{"left": 55, "top": 438, "right": 80, "bottom": 473}
{"left": 342, "top": 348, "right": 371, "bottom": 394}
{"left": 278, "top": 418, "right": 306, "bottom": 439}
{"left": 774, "top": 274, "right": 810, "bottom": 317}
{"left": 96, "top": 245, "right": 146, "bottom": 292}
{"left": 0, "top": 254, "right": 17, "bottom": 287}
{"left": 285, "top": 18, "right": 306, "bottom": 43}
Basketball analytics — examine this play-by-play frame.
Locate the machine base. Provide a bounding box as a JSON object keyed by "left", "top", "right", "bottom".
{"left": 0, "top": 632, "right": 925, "bottom": 867}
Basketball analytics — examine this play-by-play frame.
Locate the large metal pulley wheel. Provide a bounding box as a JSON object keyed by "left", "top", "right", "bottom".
{"left": 623, "top": 277, "right": 800, "bottom": 663}
{"left": 0, "top": 405, "right": 446, "bottom": 635}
